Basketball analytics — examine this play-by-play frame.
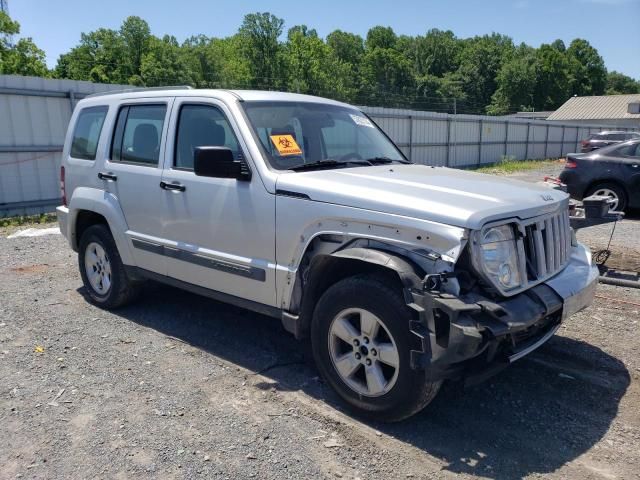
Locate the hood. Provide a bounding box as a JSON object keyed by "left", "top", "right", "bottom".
{"left": 276, "top": 164, "right": 568, "bottom": 229}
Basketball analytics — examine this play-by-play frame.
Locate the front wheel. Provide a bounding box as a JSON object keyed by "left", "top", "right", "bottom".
{"left": 311, "top": 274, "right": 441, "bottom": 422}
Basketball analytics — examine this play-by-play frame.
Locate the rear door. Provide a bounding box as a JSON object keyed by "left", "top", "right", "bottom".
{"left": 101, "top": 98, "right": 173, "bottom": 274}
{"left": 159, "top": 97, "right": 277, "bottom": 306}
{"left": 616, "top": 142, "right": 640, "bottom": 206}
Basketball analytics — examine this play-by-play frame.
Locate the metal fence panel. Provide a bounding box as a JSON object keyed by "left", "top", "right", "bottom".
{"left": 362, "top": 106, "right": 638, "bottom": 167}
{"left": 1, "top": 75, "right": 639, "bottom": 216}
{"left": 0, "top": 75, "right": 132, "bottom": 216}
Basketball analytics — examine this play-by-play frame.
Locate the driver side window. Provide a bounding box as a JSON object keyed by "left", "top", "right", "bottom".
{"left": 174, "top": 104, "right": 241, "bottom": 170}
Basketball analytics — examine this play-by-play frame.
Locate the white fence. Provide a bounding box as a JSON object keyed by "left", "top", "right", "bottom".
{"left": 362, "top": 106, "right": 638, "bottom": 167}
{"left": 1, "top": 74, "right": 638, "bottom": 217}
{"left": 0, "top": 75, "right": 132, "bottom": 217}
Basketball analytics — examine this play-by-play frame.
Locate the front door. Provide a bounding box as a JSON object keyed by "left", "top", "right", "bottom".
{"left": 102, "top": 99, "right": 173, "bottom": 275}
{"left": 159, "top": 97, "right": 276, "bottom": 307}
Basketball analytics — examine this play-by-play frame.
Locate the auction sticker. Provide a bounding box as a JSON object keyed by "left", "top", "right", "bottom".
{"left": 270, "top": 134, "right": 303, "bottom": 156}
{"left": 349, "top": 114, "right": 374, "bottom": 128}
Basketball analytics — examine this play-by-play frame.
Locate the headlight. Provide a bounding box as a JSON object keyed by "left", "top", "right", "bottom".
{"left": 477, "top": 225, "right": 521, "bottom": 290}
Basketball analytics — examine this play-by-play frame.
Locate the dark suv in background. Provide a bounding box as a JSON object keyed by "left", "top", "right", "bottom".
{"left": 580, "top": 131, "right": 640, "bottom": 153}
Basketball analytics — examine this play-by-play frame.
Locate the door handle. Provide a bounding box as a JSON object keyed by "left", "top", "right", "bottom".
{"left": 160, "top": 181, "right": 186, "bottom": 192}
{"left": 98, "top": 172, "right": 117, "bottom": 182}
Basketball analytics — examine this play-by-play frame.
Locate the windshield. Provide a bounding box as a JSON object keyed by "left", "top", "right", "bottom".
{"left": 241, "top": 101, "right": 407, "bottom": 171}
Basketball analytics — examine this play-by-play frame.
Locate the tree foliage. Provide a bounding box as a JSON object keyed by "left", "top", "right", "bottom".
{"left": 0, "top": 11, "right": 49, "bottom": 77}
{"left": 3, "top": 10, "right": 636, "bottom": 114}
{"left": 606, "top": 71, "right": 640, "bottom": 95}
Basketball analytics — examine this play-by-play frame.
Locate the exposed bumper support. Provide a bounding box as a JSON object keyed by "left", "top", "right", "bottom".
{"left": 408, "top": 242, "right": 599, "bottom": 383}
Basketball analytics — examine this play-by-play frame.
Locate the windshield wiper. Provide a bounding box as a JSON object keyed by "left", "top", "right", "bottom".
{"left": 289, "top": 159, "right": 372, "bottom": 172}
{"left": 365, "top": 156, "right": 412, "bottom": 165}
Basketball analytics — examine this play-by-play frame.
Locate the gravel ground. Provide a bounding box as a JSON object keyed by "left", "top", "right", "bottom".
{"left": 2, "top": 163, "right": 640, "bottom": 480}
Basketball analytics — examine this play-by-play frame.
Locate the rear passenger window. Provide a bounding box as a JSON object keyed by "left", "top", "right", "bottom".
{"left": 70, "top": 106, "right": 108, "bottom": 160}
{"left": 111, "top": 104, "right": 167, "bottom": 165}
{"left": 616, "top": 143, "right": 640, "bottom": 157}
{"left": 174, "top": 105, "right": 241, "bottom": 170}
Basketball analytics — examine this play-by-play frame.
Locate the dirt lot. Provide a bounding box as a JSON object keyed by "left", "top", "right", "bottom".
{"left": 2, "top": 165, "right": 640, "bottom": 479}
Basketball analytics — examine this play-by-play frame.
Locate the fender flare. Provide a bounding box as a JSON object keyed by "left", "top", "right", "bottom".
{"left": 68, "top": 187, "right": 135, "bottom": 266}
{"left": 282, "top": 246, "right": 426, "bottom": 340}
{"left": 331, "top": 247, "right": 424, "bottom": 291}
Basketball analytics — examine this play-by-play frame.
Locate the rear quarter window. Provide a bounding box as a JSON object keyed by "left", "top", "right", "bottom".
{"left": 70, "top": 106, "right": 108, "bottom": 160}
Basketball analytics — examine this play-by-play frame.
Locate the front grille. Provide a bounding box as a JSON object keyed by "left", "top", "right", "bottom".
{"left": 519, "top": 209, "right": 571, "bottom": 285}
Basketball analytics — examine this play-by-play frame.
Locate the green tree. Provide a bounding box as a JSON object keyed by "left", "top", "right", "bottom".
{"left": 326, "top": 30, "right": 364, "bottom": 66}
{"left": 606, "top": 71, "right": 640, "bottom": 95}
{"left": 412, "top": 29, "right": 461, "bottom": 77}
{"left": 360, "top": 46, "right": 414, "bottom": 106}
{"left": 566, "top": 39, "right": 607, "bottom": 96}
{"left": 534, "top": 43, "right": 572, "bottom": 110}
{"left": 141, "top": 35, "right": 194, "bottom": 86}
{"left": 456, "top": 34, "right": 514, "bottom": 113}
{"left": 119, "top": 16, "right": 152, "bottom": 84}
{"left": 365, "top": 26, "right": 397, "bottom": 50}
{"left": 488, "top": 44, "right": 537, "bottom": 115}
{"left": 283, "top": 26, "right": 329, "bottom": 94}
{"left": 0, "top": 11, "right": 49, "bottom": 77}
{"left": 238, "top": 12, "right": 284, "bottom": 88}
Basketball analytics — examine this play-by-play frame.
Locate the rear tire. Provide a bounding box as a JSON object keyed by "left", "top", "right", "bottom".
{"left": 585, "top": 182, "right": 627, "bottom": 212}
{"left": 78, "top": 224, "right": 141, "bottom": 309}
{"left": 311, "top": 274, "right": 441, "bottom": 422}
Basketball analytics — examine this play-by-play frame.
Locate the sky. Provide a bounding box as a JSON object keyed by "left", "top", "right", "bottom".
{"left": 8, "top": 0, "right": 640, "bottom": 79}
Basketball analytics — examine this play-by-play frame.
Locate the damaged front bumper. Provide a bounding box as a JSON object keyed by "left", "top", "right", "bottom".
{"left": 408, "top": 242, "right": 599, "bottom": 384}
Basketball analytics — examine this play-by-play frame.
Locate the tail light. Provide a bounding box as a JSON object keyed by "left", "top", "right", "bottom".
{"left": 580, "top": 140, "right": 589, "bottom": 146}
{"left": 565, "top": 159, "right": 578, "bottom": 169}
{"left": 60, "top": 166, "right": 67, "bottom": 206}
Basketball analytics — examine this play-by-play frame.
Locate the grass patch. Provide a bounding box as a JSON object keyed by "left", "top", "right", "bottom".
{"left": 473, "top": 157, "right": 562, "bottom": 175}
{"left": 0, "top": 213, "right": 57, "bottom": 229}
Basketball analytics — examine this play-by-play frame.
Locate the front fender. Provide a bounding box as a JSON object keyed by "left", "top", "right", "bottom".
{"left": 68, "top": 187, "right": 135, "bottom": 266}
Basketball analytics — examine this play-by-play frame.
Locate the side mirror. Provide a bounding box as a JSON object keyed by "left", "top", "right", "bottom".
{"left": 194, "top": 146, "right": 250, "bottom": 180}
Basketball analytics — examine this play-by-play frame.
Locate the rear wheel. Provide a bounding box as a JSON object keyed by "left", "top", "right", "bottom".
{"left": 78, "top": 224, "right": 141, "bottom": 309}
{"left": 311, "top": 274, "right": 441, "bottom": 422}
{"left": 586, "top": 182, "right": 627, "bottom": 212}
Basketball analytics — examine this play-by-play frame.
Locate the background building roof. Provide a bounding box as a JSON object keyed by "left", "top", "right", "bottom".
{"left": 547, "top": 94, "right": 640, "bottom": 121}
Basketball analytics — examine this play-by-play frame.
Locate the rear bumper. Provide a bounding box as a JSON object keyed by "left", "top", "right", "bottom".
{"left": 410, "top": 242, "right": 598, "bottom": 383}
{"left": 56, "top": 206, "right": 70, "bottom": 244}
{"left": 558, "top": 169, "right": 588, "bottom": 200}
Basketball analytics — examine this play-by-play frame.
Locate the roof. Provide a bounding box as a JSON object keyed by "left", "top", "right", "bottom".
{"left": 80, "top": 87, "right": 352, "bottom": 108}
{"left": 508, "top": 111, "right": 554, "bottom": 119}
{"left": 547, "top": 94, "right": 640, "bottom": 121}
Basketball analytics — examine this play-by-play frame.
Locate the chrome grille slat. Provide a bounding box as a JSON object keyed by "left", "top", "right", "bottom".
{"left": 552, "top": 215, "right": 560, "bottom": 270}
{"left": 533, "top": 222, "right": 547, "bottom": 277}
{"left": 521, "top": 209, "right": 571, "bottom": 284}
{"left": 544, "top": 218, "right": 554, "bottom": 273}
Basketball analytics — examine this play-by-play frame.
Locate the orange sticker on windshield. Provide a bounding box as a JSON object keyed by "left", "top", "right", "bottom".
{"left": 270, "top": 134, "right": 303, "bottom": 156}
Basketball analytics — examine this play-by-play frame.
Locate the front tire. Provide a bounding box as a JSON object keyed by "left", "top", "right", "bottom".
{"left": 78, "top": 224, "right": 141, "bottom": 309}
{"left": 311, "top": 274, "right": 441, "bottom": 422}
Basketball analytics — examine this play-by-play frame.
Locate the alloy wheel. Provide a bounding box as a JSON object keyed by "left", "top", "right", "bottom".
{"left": 327, "top": 308, "right": 400, "bottom": 397}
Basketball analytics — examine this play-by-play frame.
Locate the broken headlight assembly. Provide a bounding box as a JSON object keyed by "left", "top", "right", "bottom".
{"left": 472, "top": 224, "right": 521, "bottom": 292}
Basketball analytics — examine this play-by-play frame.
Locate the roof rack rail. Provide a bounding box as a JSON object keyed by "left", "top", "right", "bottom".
{"left": 84, "top": 85, "right": 194, "bottom": 99}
